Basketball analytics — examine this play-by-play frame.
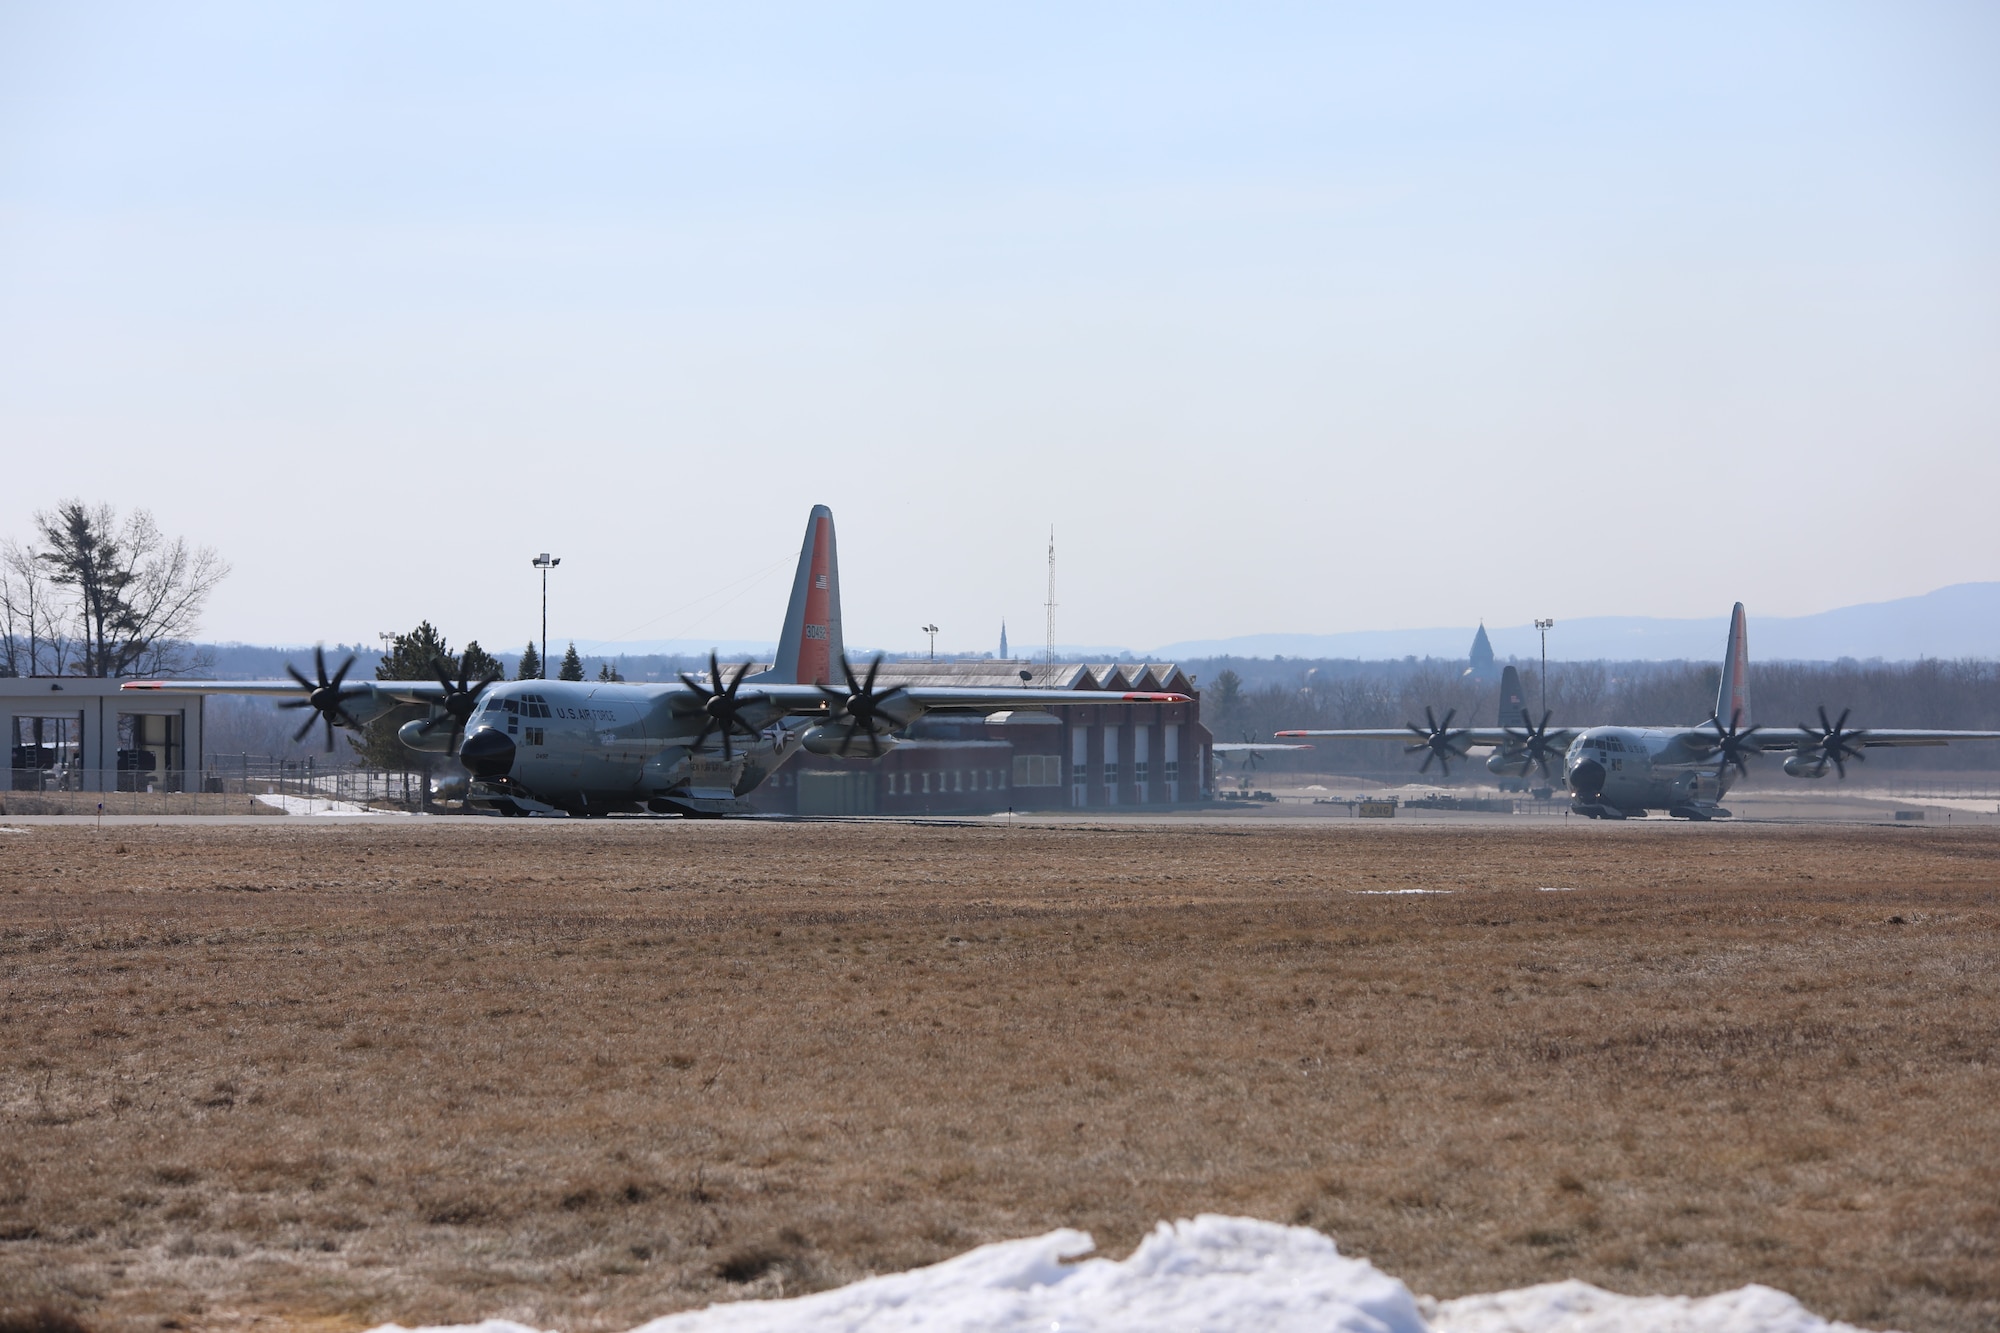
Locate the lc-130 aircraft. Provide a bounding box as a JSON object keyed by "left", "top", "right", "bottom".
{"left": 1278, "top": 604, "right": 2000, "bottom": 820}
{"left": 125, "top": 506, "right": 1185, "bottom": 817}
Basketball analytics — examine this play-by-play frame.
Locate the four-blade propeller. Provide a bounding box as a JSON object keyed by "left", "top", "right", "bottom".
{"left": 1798, "top": 705, "right": 1867, "bottom": 778}
{"left": 1405, "top": 706, "right": 1470, "bottom": 776}
{"left": 677, "top": 651, "right": 766, "bottom": 761}
{"left": 1500, "top": 708, "right": 1562, "bottom": 777}
{"left": 1703, "top": 708, "right": 1764, "bottom": 777}
{"left": 278, "top": 646, "right": 368, "bottom": 752}
{"left": 817, "top": 655, "right": 909, "bottom": 757}
{"left": 417, "top": 657, "right": 501, "bottom": 751}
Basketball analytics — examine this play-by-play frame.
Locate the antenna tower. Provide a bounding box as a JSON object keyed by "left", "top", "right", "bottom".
{"left": 1043, "top": 525, "right": 1057, "bottom": 682}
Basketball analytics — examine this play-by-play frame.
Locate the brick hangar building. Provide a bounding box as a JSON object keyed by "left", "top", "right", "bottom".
{"left": 748, "top": 661, "right": 1211, "bottom": 816}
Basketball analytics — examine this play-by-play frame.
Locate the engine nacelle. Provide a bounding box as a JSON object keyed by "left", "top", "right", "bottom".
{"left": 397, "top": 717, "right": 458, "bottom": 754}
{"left": 800, "top": 725, "right": 901, "bottom": 758}
{"left": 1782, "top": 751, "right": 1828, "bottom": 779}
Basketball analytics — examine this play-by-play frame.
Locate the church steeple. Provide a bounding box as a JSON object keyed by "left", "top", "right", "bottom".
{"left": 1469, "top": 622, "right": 1494, "bottom": 671}
{"left": 999, "top": 620, "right": 1009, "bottom": 659}
{"left": 1465, "top": 622, "right": 1498, "bottom": 682}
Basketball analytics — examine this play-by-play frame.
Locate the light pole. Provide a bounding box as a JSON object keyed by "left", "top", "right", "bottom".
{"left": 1534, "top": 619, "right": 1555, "bottom": 717}
{"left": 922, "top": 624, "right": 940, "bottom": 661}
{"left": 533, "top": 553, "right": 561, "bottom": 679}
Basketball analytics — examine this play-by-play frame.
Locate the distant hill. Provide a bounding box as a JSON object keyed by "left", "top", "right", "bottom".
{"left": 1151, "top": 583, "right": 2000, "bottom": 663}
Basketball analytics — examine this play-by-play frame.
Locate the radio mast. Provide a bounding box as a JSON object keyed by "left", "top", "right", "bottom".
{"left": 1043, "top": 525, "right": 1057, "bottom": 682}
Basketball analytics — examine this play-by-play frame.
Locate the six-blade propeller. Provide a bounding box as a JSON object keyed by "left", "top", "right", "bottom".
{"left": 277, "top": 646, "right": 368, "bottom": 752}
{"left": 1500, "top": 708, "right": 1562, "bottom": 778}
{"left": 1703, "top": 708, "right": 1764, "bottom": 777}
{"left": 417, "top": 657, "right": 501, "bottom": 751}
{"left": 1798, "top": 704, "right": 1867, "bottom": 778}
{"left": 1405, "top": 706, "right": 1471, "bottom": 776}
{"left": 677, "top": 651, "right": 766, "bottom": 761}
{"left": 817, "top": 655, "right": 909, "bottom": 757}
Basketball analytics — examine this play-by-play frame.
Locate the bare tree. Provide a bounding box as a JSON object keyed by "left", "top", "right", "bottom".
{"left": 22, "top": 501, "right": 228, "bottom": 677}
{"left": 0, "top": 539, "right": 74, "bottom": 677}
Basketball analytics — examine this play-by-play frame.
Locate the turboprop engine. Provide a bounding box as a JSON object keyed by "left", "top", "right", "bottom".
{"left": 801, "top": 725, "right": 902, "bottom": 758}
{"left": 398, "top": 718, "right": 460, "bottom": 754}
{"left": 1783, "top": 751, "right": 1831, "bottom": 779}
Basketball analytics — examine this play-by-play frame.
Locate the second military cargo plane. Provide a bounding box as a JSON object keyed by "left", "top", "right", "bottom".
{"left": 1279, "top": 604, "right": 2000, "bottom": 819}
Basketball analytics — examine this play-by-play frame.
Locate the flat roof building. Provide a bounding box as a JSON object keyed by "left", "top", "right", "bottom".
{"left": 4, "top": 676, "right": 208, "bottom": 794}
{"left": 751, "top": 661, "right": 1211, "bottom": 816}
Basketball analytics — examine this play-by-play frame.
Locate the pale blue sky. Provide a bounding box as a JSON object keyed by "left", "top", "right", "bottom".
{"left": 3, "top": 3, "right": 1996, "bottom": 655}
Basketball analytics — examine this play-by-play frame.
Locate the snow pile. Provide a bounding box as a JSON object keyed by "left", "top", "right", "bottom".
{"left": 368, "top": 1217, "right": 1878, "bottom": 1333}
{"left": 1431, "top": 1279, "right": 1872, "bottom": 1333}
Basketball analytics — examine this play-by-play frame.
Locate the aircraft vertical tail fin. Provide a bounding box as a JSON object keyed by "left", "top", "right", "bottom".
{"left": 756, "top": 505, "right": 843, "bottom": 687}
{"left": 1498, "top": 664, "right": 1528, "bottom": 725}
{"left": 1715, "top": 601, "right": 1750, "bottom": 726}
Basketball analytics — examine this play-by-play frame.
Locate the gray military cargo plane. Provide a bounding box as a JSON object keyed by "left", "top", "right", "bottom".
{"left": 1278, "top": 603, "right": 2000, "bottom": 820}
{"left": 125, "top": 506, "right": 1185, "bottom": 816}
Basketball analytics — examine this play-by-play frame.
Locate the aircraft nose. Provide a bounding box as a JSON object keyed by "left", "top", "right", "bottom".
{"left": 458, "top": 727, "right": 516, "bottom": 778}
{"left": 1569, "top": 758, "right": 1606, "bottom": 800}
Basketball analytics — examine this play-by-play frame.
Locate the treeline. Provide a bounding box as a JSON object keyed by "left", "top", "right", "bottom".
{"left": 1203, "top": 657, "right": 2000, "bottom": 776}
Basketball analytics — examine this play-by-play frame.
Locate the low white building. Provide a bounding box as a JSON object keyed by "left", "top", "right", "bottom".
{"left": 3, "top": 676, "right": 208, "bottom": 793}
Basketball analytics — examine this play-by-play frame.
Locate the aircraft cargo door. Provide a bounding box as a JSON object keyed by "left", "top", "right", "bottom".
{"left": 797, "top": 769, "right": 878, "bottom": 816}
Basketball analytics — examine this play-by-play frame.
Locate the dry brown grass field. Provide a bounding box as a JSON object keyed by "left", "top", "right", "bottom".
{"left": 1, "top": 820, "right": 1996, "bottom": 1333}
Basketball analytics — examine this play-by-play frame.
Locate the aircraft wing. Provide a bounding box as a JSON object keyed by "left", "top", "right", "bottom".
{"left": 1213, "top": 742, "right": 1313, "bottom": 752}
{"left": 742, "top": 686, "right": 1188, "bottom": 711}
{"left": 1275, "top": 727, "right": 1579, "bottom": 748}
{"left": 1733, "top": 727, "right": 2000, "bottom": 750}
{"left": 122, "top": 679, "right": 453, "bottom": 703}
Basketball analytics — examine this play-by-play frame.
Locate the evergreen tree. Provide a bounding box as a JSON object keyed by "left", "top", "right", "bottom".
{"left": 558, "top": 642, "right": 585, "bottom": 681}
{"left": 460, "top": 639, "right": 502, "bottom": 683}
{"left": 517, "top": 641, "right": 542, "bottom": 680}
{"left": 596, "top": 660, "right": 623, "bottom": 682}
{"left": 351, "top": 621, "right": 454, "bottom": 770}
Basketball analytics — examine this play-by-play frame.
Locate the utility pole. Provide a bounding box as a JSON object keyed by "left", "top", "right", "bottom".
{"left": 533, "top": 553, "right": 561, "bottom": 679}
{"left": 1535, "top": 619, "right": 1555, "bottom": 717}
{"left": 1043, "top": 525, "right": 1057, "bottom": 684}
{"left": 922, "top": 624, "right": 940, "bottom": 661}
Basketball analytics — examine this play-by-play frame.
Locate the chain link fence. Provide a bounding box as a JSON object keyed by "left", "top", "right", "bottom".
{"left": 3, "top": 755, "right": 441, "bottom": 815}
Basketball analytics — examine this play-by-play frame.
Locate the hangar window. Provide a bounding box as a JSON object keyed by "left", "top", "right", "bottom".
{"left": 1013, "top": 755, "right": 1061, "bottom": 786}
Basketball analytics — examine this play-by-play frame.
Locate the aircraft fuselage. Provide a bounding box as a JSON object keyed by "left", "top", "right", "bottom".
{"left": 460, "top": 679, "right": 810, "bottom": 817}
{"left": 1562, "top": 726, "right": 1734, "bottom": 819}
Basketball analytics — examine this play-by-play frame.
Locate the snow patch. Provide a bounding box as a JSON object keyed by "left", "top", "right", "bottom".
{"left": 1537, "top": 886, "right": 1577, "bottom": 892}
{"left": 361, "top": 1217, "right": 1884, "bottom": 1333}
{"left": 1350, "top": 889, "right": 1451, "bottom": 895}
{"left": 255, "top": 794, "right": 406, "bottom": 817}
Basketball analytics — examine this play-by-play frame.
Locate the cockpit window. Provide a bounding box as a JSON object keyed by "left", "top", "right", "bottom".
{"left": 504, "top": 698, "right": 519, "bottom": 714}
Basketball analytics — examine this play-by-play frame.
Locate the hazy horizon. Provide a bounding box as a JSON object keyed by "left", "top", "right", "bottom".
{"left": 4, "top": 3, "right": 1996, "bottom": 655}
